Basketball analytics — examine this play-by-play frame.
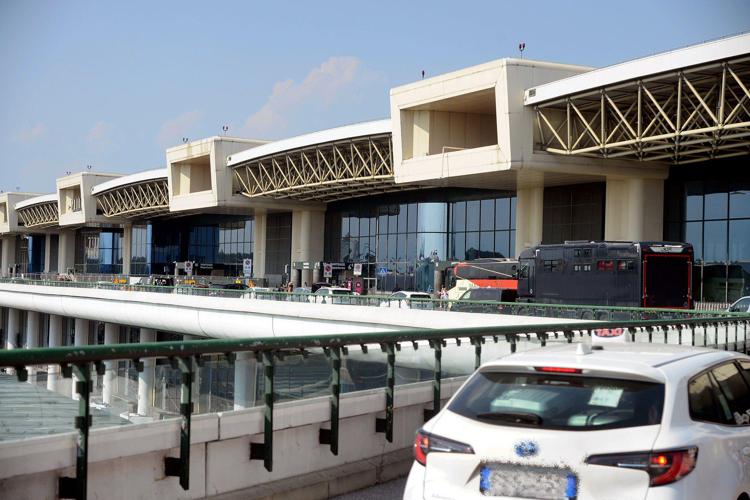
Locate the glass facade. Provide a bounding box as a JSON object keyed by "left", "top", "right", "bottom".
{"left": 130, "top": 215, "right": 254, "bottom": 276}
{"left": 542, "top": 183, "right": 605, "bottom": 243}
{"left": 265, "top": 213, "right": 292, "bottom": 278}
{"left": 325, "top": 189, "right": 516, "bottom": 292}
{"left": 75, "top": 229, "right": 123, "bottom": 274}
{"left": 665, "top": 160, "right": 750, "bottom": 303}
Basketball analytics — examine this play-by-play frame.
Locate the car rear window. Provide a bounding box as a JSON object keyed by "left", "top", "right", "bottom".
{"left": 332, "top": 289, "right": 352, "bottom": 295}
{"left": 465, "top": 289, "right": 502, "bottom": 301}
{"left": 448, "top": 371, "right": 664, "bottom": 431}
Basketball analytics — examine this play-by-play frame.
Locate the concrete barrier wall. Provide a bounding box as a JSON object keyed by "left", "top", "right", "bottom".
{"left": 0, "top": 378, "right": 467, "bottom": 499}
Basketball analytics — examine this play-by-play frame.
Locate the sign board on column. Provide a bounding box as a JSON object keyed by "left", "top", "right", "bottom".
{"left": 243, "top": 258, "right": 253, "bottom": 277}
{"left": 184, "top": 261, "right": 194, "bottom": 277}
{"left": 323, "top": 263, "right": 333, "bottom": 278}
{"left": 353, "top": 263, "right": 362, "bottom": 276}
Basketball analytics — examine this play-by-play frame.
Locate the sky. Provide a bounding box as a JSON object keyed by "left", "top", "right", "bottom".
{"left": 0, "top": 0, "right": 748, "bottom": 193}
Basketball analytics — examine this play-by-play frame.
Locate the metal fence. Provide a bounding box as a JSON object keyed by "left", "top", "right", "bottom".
{"left": 0, "top": 277, "right": 735, "bottom": 322}
{"left": 1, "top": 314, "right": 750, "bottom": 499}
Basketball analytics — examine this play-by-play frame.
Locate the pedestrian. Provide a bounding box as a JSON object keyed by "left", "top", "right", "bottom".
{"left": 439, "top": 286, "right": 449, "bottom": 309}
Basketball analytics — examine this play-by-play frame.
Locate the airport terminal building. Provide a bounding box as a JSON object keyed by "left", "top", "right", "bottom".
{"left": 1, "top": 34, "right": 748, "bottom": 303}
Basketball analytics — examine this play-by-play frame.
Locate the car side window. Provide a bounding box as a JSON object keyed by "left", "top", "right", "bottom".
{"left": 688, "top": 373, "right": 726, "bottom": 424}
{"left": 393, "top": 292, "right": 405, "bottom": 299}
{"left": 730, "top": 298, "right": 750, "bottom": 312}
{"left": 711, "top": 362, "right": 750, "bottom": 425}
{"left": 461, "top": 290, "right": 472, "bottom": 300}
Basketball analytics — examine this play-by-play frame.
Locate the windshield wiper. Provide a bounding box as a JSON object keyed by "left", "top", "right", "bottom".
{"left": 475, "top": 411, "right": 543, "bottom": 426}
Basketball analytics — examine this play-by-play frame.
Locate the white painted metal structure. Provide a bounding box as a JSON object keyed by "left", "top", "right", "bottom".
{"left": 14, "top": 193, "right": 59, "bottom": 229}
{"left": 228, "top": 120, "right": 424, "bottom": 201}
{"left": 527, "top": 33, "right": 750, "bottom": 163}
{"left": 91, "top": 168, "right": 169, "bottom": 218}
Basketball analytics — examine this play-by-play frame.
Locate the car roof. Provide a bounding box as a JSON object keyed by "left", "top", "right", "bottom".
{"left": 482, "top": 343, "right": 740, "bottom": 382}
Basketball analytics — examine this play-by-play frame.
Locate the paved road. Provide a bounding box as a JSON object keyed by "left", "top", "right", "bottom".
{"left": 331, "top": 477, "right": 406, "bottom": 500}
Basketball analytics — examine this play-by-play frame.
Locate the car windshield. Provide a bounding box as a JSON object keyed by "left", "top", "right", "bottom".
{"left": 448, "top": 371, "right": 664, "bottom": 431}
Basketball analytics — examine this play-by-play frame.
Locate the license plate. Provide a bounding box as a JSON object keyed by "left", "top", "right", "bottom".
{"left": 479, "top": 463, "right": 578, "bottom": 499}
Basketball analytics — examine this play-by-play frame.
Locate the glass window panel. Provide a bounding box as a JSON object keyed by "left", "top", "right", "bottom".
{"left": 452, "top": 202, "right": 466, "bottom": 232}
{"left": 704, "top": 220, "right": 727, "bottom": 263}
{"left": 452, "top": 232, "right": 465, "bottom": 260}
{"left": 481, "top": 199, "right": 495, "bottom": 231}
{"left": 730, "top": 220, "right": 750, "bottom": 262}
{"left": 466, "top": 200, "right": 480, "bottom": 232}
{"left": 509, "top": 231, "right": 516, "bottom": 258}
{"left": 359, "top": 216, "right": 369, "bottom": 238}
{"left": 495, "top": 231, "right": 510, "bottom": 258}
{"left": 705, "top": 192, "right": 728, "bottom": 220}
{"left": 730, "top": 187, "right": 750, "bottom": 219}
{"left": 341, "top": 217, "right": 350, "bottom": 237}
{"left": 685, "top": 222, "right": 703, "bottom": 262}
{"left": 387, "top": 234, "right": 397, "bottom": 262}
{"left": 495, "top": 198, "right": 510, "bottom": 230}
{"left": 377, "top": 234, "right": 386, "bottom": 261}
{"left": 397, "top": 231, "right": 407, "bottom": 260}
{"left": 349, "top": 216, "right": 359, "bottom": 238}
{"left": 465, "top": 232, "right": 480, "bottom": 260}
{"left": 418, "top": 203, "right": 447, "bottom": 232}
{"left": 398, "top": 204, "right": 408, "bottom": 233}
{"left": 510, "top": 196, "right": 517, "bottom": 230}
{"left": 369, "top": 236, "right": 376, "bottom": 260}
{"left": 388, "top": 206, "right": 398, "bottom": 234}
{"left": 407, "top": 234, "right": 416, "bottom": 263}
{"left": 407, "top": 203, "right": 417, "bottom": 233}
{"left": 418, "top": 233, "right": 446, "bottom": 261}
{"left": 480, "top": 231, "right": 494, "bottom": 256}
{"left": 685, "top": 181, "right": 703, "bottom": 221}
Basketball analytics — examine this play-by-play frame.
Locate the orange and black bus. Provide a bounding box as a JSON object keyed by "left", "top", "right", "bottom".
{"left": 444, "top": 258, "right": 519, "bottom": 300}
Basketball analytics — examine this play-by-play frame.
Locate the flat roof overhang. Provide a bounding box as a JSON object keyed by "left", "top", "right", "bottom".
{"left": 526, "top": 33, "right": 750, "bottom": 164}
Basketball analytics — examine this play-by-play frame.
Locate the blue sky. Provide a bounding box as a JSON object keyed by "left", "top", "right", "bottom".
{"left": 1, "top": 0, "right": 748, "bottom": 193}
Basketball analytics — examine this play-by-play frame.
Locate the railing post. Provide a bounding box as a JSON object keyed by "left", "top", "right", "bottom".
{"left": 319, "top": 346, "right": 341, "bottom": 455}
{"left": 506, "top": 333, "right": 517, "bottom": 353}
{"left": 424, "top": 339, "right": 442, "bottom": 421}
{"left": 164, "top": 356, "right": 193, "bottom": 490}
{"left": 690, "top": 324, "right": 696, "bottom": 346}
{"left": 250, "top": 350, "right": 275, "bottom": 471}
{"left": 375, "top": 342, "right": 395, "bottom": 442}
{"left": 59, "top": 363, "right": 91, "bottom": 500}
{"left": 471, "top": 337, "right": 483, "bottom": 371}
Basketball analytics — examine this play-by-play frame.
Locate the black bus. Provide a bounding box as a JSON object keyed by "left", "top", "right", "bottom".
{"left": 517, "top": 241, "right": 693, "bottom": 309}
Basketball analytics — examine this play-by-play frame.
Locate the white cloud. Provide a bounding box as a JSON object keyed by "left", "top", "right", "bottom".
{"left": 240, "top": 56, "right": 365, "bottom": 138}
{"left": 13, "top": 123, "right": 46, "bottom": 143}
{"left": 157, "top": 110, "right": 202, "bottom": 148}
{"left": 85, "top": 121, "right": 115, "bottom": 153}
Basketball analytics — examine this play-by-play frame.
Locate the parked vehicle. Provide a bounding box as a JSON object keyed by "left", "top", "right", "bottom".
{"left": 444, "top": 258, "right": 519, "bottom": 301}
{"left": 728, "top": 296, "right": 750, "bottom": 313}
{"left": 379, "top": 291, "right": 433, "bottom": 309}
{"left": 404, "top": 337, "right": 750, "bottom": 500}
{"left": 518, "top": 241, "right": 694, "bottom": 308}
{"left": 308, "top": 286, "right": 354, "bottom": 304}
{"left": 451, "top": 287, "right": 518, "bottom": 313}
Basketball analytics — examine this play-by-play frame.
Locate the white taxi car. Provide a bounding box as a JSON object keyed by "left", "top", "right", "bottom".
{"left": 404, "top": 339, "right": 750, "bottom": 500}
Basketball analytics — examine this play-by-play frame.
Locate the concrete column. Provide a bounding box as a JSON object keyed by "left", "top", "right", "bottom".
{"left": 25, "top": 311, "right": 40, "bottom": 383}
{"left": 137, "top": 328, "right": 156, "bottom": 416}
{"left": 1, "top": 236, "right": 17, "bottom": 277}
{"left": 58, "top": 229, "right": 76, "bottom": 274}
{"left": 47, "top": 314, "right": 62, "bottom": 392}
{"left": 233, "top": 351, "right": 257, "bottom": 410}
{"left": 515, "top": 186, "right": 544, "bottom": 256}
{"left": 121, "top": 224, "right": 132, "bottom": 276}
{"left": 291, "top": 210, "right": 325, "bottom": 286}
{"left": 72, "top": 318, "right": 89, "bottom": 399}
{"left": 253, "top": 210, "right": 267, "bottom": 280}
{"left": 605, "top": 177, "right": 664, "bottom": 241}
{"left": 5, "top": 308, "right": 19, "bottom": 374}
{"left": 102, "top": 323, "right": 118, "bottom": 405}
{"left": 44, "top": 234, "right": 54, "bottom": 274}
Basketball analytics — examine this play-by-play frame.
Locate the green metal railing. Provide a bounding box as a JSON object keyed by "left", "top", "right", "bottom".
{"left": 0, "top": 277, "right": 732, "bottom": 321}
{"left": 2, "top": 315, "right": 750, "bottom": 499}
